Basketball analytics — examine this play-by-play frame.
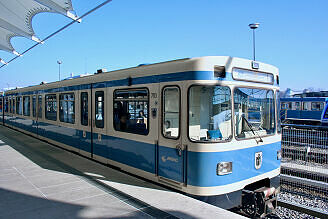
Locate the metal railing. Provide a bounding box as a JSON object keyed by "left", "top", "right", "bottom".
{"left": 280, "top": 125, "right": 328, "bottom": 214}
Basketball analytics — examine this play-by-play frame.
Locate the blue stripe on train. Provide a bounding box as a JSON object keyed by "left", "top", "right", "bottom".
{"left": 4, "top": 117, "right": 280, "bottom": 187}
{"left": 37, "top": 121, "right": 156, "bottom": 174}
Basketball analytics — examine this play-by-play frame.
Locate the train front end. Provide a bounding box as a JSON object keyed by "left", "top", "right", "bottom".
{"left": 185, "top": 57, "right": 281, "bottom": 217}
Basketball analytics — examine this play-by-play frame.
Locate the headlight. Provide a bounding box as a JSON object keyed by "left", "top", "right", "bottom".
{"left": 277, "top": 150, "right": 282, "bottom": 160}
{"left": 217, "top": 162, "right": 232, "bottom": 175}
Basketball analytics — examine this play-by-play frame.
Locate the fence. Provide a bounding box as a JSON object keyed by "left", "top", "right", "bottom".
{"left": 281, "top": 125, "right": 328, "bottom": 205}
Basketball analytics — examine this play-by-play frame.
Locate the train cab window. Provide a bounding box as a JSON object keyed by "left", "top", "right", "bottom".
{"left": 23, "top": 96, "right": 31, "bottom": 116}
{"left": 45, "top": 94, "right": 57, "bottom": 121}
{"left": 162, "top": 87, "right": 180, "bottom": 139}
{"left": 16, "top": 97, "right": 22, "bottom": 115}
{"left": 311, "top": 102, "right": 324, "bottom": 111}
{"left": 59, "top": 93, "right": 75, "bottom": 124}
{"left": 38, "top": 95, "right": 42, "bottom": 118}
{"left": 32, "top": 96, "right": 36, "bottom": 117}
{"left": 113, "top": 89, "right": 149, "bottom": 135}
{"left": 81, "top": 92, "right": 88, "bottom": 126}
{"left": 189, "top": 85, "right": 231, "bottom": 142}
{"left": 234, "top": 88, "right": 275, "bottom": 139}
{"left": 95, "top": 91, "right": 104, "bottom": 128}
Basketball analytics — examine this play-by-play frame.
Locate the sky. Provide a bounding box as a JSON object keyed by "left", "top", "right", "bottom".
{"left": 1, "top": 0, "right": 328, "bottom": 92}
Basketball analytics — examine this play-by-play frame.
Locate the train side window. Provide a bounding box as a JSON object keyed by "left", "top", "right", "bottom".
{"left": 59, "top": 93, "right": 75, "bottom": 124}
{"left": 302, "top": 102, "right": 311, "bottom": 111}
{"left": 38, "top": 95, "right": 42, "bottom": 118}
{"left": 32, "top": 96, "right": 36, "bottom": 117}
{"left": 311, "top": 102, "right": 324, "bottom": 111}
{"left": 95, "top": 91, "right": 104, "bottom": 128}
{"left": 45, "top": 94, "right": 57, "bottom": 121}
{"left": 11, "top": 97, "right": 13, "bottom": 113}
{"left": 281, "top": 102, "right": 287, "bottom": 110}
{"left": 13, "top": 97, "right": 15, "bottom": 114}
{"left": 113, "top": 89, "right": 149, "bottom": 135}
{"left": 81, "top": 92, "right": 88, "bottom": 126}
{"left": 292, "top": 102, "right": 300, "bottom": 110}
{"left": 162, "top": 86, "right": 180, "bottom": 139}
{"left": 16, "top": 97, "right": 22, "bottom": 115}
{"left": 4, "top": 97, "right": 8, "bottom": 113}
{"left": 16, "top": 97, "right": 19, "bottom": 115}
{"left": 23, "top": 96, "right": 31, "bottom": 116}
{"left": 9, "top": 97, "right": 12, "bottom": 113}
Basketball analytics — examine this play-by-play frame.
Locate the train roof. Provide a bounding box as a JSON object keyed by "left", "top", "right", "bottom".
{"left": 5, "top": 56, "right": 279, "bottom": 95}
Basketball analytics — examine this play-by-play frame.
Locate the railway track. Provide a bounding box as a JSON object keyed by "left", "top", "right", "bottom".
{"left": 277, "top": 199, "right": 328, "bottom": 219}
{"left": 277, "top": 174, "right": 328, "bottom": 218}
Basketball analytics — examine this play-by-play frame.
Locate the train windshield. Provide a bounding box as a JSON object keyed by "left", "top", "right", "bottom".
{"left": 189, "top": 85, "right": 232, "bottom": 142}
{"left": 234, "top": 88, "right": 275, "bottom": 139}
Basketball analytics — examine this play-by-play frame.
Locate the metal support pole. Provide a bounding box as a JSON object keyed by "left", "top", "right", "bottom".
{"left": 57, "top": 60, "right": 62, "bottom": 81}
{"left": 253, "top": 29, "right": 256, "bottom": 61}
{"left": 249, "top": 23, "right": 260, "bottom": 61}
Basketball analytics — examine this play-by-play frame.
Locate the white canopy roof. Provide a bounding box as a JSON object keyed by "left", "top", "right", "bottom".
{"left": 0, "top": 0, "right": 79, "bottom": 57}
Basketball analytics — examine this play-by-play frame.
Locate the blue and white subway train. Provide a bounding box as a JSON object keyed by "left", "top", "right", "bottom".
{"left": 0, "top": 56, "right": 281, "bottom": 217}
{"left": 280, "top": 97, "right": 328, "bottom": 126}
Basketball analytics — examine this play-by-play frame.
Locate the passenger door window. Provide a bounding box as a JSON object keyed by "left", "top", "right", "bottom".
{"left": 4, "top": 98, "right": 8, "bottom": 113}
{"left": 16, "top": 97, "right": 22, "bottom": 115}
{"left": 38, "top": 95, "right": 42, "bottom": 118}
{"left": 23, "top": 96, "right": 31, "bottom": 116}
{"left": 81, "top": 92, "right": 88, "bottom": 126}
{"left": 95, "top": 91, "right": 104, "bottom": 128}
{"left": 162, "top": 87, "right": 180, "bottom": 139}
{"left": 32, "top": 96, "right": 36, "bottom": 117}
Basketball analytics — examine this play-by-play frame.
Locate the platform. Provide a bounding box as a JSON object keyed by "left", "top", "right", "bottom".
{"left": 0, "top": 125, "right": 245, "bottom": 219}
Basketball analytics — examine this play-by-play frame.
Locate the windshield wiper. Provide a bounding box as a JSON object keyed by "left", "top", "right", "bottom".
{"left": 241, "top": 114, "right": 263, "bottom": 144}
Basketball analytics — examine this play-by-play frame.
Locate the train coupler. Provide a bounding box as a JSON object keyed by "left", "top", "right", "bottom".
{"left": 242, "top": 187, "right": 278, "bottom": 218}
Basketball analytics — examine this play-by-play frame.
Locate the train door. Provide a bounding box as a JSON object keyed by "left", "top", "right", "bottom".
{"left": 91, "top": 87, "right": 107, "bottom": 162}
{"left": 157, "top": 85, "right": 185, "bottom": 184}
{"left": 78, "top": 88, "right": 92, "bottom": 157}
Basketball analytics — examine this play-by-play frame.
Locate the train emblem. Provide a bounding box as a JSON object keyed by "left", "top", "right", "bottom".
{"left": 255, "top": 152, "right": 263, "bottom": 169}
